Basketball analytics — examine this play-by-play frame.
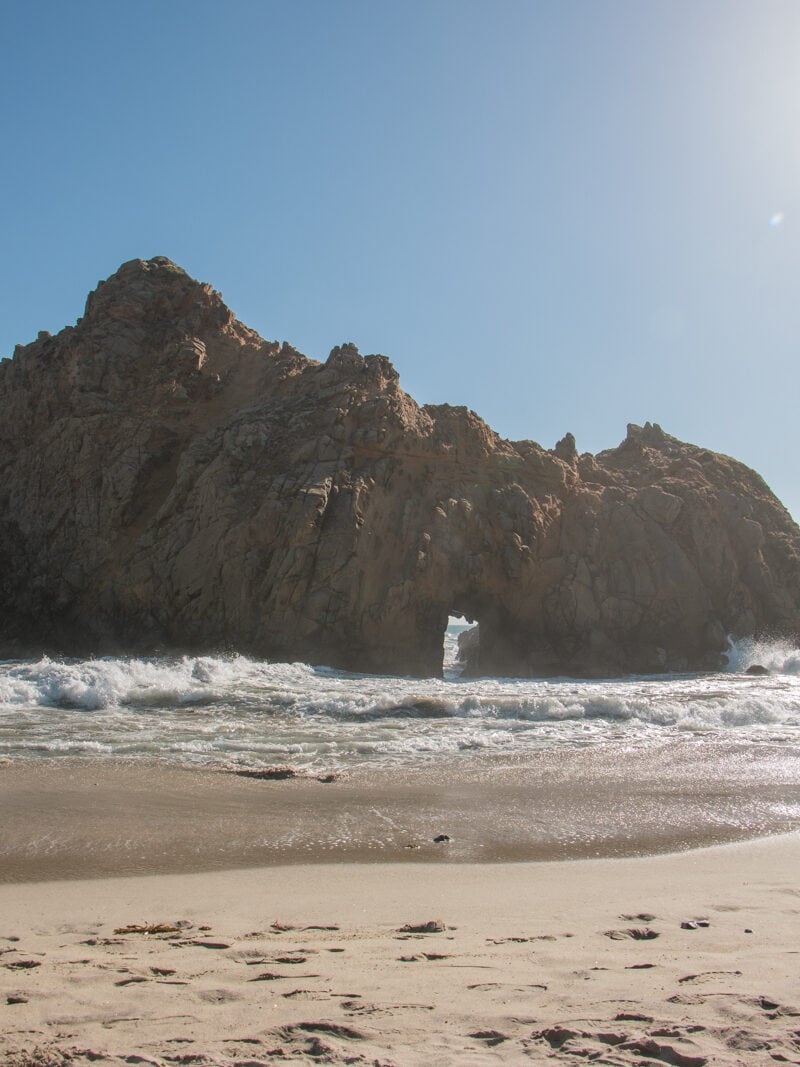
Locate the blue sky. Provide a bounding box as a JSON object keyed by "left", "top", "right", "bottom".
{"left": 2, "top": 0, "right": 799, "bottom": 519}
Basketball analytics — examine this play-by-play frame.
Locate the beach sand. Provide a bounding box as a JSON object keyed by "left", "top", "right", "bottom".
{"left": 2, "top": 747, "right": 798, "bottom": 880}
{"left": 1, "top": 808, "right": 799, "bottom": 1064}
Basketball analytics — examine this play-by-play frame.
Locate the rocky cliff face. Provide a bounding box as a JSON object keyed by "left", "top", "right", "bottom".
{"left": 1, "top": 257, "right": 799, "bottom": 676}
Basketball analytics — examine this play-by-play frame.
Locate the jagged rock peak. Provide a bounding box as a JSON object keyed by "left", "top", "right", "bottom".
{"left": 327, "top": 341, "right": 362, "bottom": 364}
{"left": 86, "top": 256, "right": 194, "bottom": 303}
{"left": 554, "top": 432, "right": 578, "bottom": 462}
{"left": 83, "top": 256, "right": 228, "bottom": 324}
{"left": 624, "top": 421, "right": 674, "bottom": 447}
{"left": 326, "top": 342, "right": 399, "bottom": 382}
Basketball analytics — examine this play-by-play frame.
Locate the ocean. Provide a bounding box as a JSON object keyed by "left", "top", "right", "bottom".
{"left": 1, "top": 623, "right": 799, "bottom": 771}
{"left": 1, "top": 621, "right": 799, "bottom": 874}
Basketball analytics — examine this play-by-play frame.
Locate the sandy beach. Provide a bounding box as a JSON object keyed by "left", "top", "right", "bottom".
{"left": 1, "top": 838, "right": 798, "bottom": 1065}
{"left": 1, "top": 763, "right": 798, "bottom": 1067}
{"left": 3, "top": 746, "right": 799, "bottom": 881}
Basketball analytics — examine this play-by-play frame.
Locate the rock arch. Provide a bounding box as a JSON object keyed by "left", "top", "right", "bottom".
{"left": 1, "top": 258, "right": 798, "bottom": 676}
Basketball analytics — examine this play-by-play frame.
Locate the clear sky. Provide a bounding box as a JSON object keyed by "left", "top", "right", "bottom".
{"left": 2, "top": 0, "right": 799, "bottom": 519}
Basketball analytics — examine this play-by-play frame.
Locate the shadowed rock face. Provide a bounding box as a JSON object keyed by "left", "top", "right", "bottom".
{"left": 1, "top": 257, "right": 799, "bottom": 676}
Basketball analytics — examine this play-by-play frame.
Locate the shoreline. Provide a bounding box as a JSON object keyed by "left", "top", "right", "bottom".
{"left": 2, "top": 834, "right": 798, "bottom": 1064}
{"left": 2, "top": 746, "right": 800, "bottom": 882}
{"left": 3, "top": 753, "right": 799, "bottom": 1063}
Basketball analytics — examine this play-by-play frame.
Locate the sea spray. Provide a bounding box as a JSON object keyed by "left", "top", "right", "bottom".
{"left": 724, "top": 636, "right": 800, "bottom": 675}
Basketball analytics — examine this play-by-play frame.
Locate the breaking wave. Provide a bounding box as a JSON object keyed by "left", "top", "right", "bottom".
{"left": 0, "top": 634, "right": 798, "bottom": 769}
{"left": 724, "top": 636, "right": 800, "bottom": 676}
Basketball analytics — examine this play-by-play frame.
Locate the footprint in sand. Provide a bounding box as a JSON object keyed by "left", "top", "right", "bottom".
{"left": 296, "top": 1021, "right": 366, "bottom": 1039}
{"left": 397, "top": 952, "right": 451, "bottom": 962}
{"left": 114, "top": 923, "right": 184, "bottom": 935}
{"left": 529, "top": 1026, "right": 708, "bottom": 1067}
{"left": 604, "top": 927, "right": 660, "bottom": 940}
{"left": 469, "top": 1029, "right": 510, "bottom": 1047}
{"left": 754, "top": 995, "right": 800, "bottom": 1018}
{"left": 277, "top": 1020, "right": 367, "bottom": 1045}
{"left": 339, "top": 1000, "right": 378, "bottom": 1015}
{"left": 249, "top": 970, "right": 321, "bottom": 981}
{"left": 397, "top": 920, "right": 446, "bottom": 934}
{"left": 197, "top": 988, "right": 242, "bottom": 1003}
{"left": 678, "top": 970, "right": 742, "bottom": 984}
{"left": 175, "top": 939, "right": 230, "bottom": 949}
{"left": 282, "top": 988, "right": 332, "bottom": 999}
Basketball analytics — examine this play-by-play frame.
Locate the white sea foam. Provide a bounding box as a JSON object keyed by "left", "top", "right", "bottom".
{"left": 0, "top": 635, "right": 798, "bottom": 769}
{"left": 725, "top": 636, "right": 800, "bottom": 675}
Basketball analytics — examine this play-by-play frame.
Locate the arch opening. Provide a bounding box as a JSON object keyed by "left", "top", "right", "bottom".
{"left": 440, "top": 610, "right": 480, "bottom": 679}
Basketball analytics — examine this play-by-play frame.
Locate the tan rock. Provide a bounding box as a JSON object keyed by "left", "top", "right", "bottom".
{"left": 1, "top": 258, "right": 798, "bottom": 676}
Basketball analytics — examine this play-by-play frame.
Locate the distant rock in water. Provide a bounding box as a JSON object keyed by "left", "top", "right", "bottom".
{"left": 1, "top": 257, "right": 799, "bottom": 677}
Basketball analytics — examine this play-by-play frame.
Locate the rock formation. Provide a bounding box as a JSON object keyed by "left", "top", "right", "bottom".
{"left": 1, "top": 257, "right": 799, "bottom": 676}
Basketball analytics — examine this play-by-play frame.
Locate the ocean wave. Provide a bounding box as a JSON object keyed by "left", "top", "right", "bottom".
{"left": 0, "top": 636, "right": 798, "bottom": 776}
{"left": 725, "top": 636, "right": 800, "bottom": 675}
{"left": 0, "top": 654, "right": 319, "bottom": 711}
{"left": 322, "top": 689, "right": 800, "bottom": 730}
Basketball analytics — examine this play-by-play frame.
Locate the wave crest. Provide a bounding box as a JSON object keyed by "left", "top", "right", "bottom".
{"left": 0, "top": 650, "right": 798, "bottom": 747}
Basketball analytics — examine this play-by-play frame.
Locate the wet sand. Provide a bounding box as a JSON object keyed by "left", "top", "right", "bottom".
{"left": 1, "top": 834, "right": 798, "bottom": 1065}
{"left": 2, "top": 742, "right": 800, "bottom": 881}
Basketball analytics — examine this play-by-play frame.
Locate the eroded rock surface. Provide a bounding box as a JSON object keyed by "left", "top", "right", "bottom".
{"left": 1, "top": 257, "right": 799, "bottom": 676}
